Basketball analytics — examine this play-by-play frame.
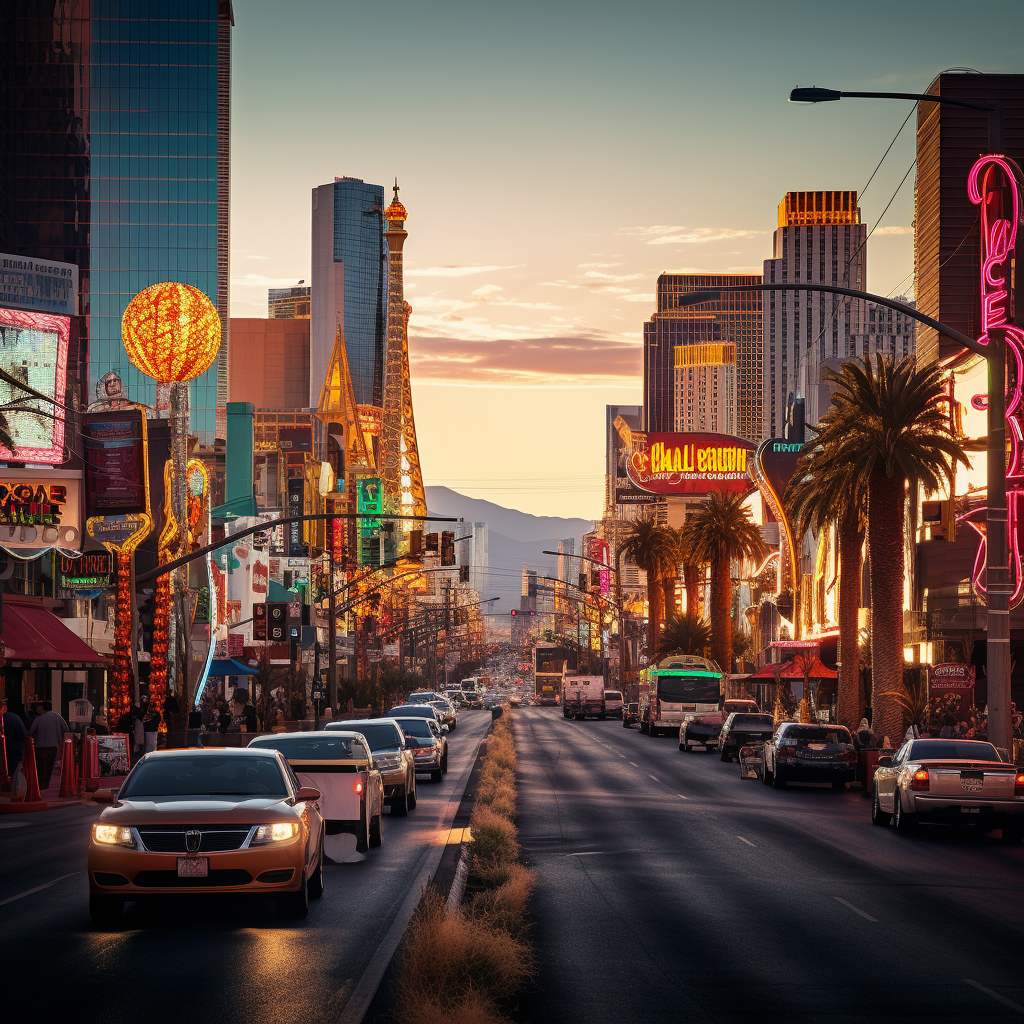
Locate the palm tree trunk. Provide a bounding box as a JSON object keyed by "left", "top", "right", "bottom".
{"left": 867, "top": 471, "right": 905, "bottom": 745}
{"left": 647, "top": 567, "right": 663, "bottom": 665}
{"left": 684, "top": 564, "right": 700, "bottom": 624}
{"left": 710, "top": 559, "right": 732, "bottom": 672}
{"left": 838, "top": 512, "right": 863, "bottom": 729}
{"left": 662, "top": 572, "right": 677, "bottom": 626}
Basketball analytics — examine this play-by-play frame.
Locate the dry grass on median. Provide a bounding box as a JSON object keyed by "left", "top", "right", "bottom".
{"left": 391, "top": 712, "right": 535, "bottom": 1024}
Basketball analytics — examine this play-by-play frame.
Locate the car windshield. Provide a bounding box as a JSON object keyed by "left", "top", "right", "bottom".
{"left": 120, "top": 755, "right": 288, "bottom": 800}
{"left": 733, "top": 715, "right": 774, "bottom": 727}
{"left": 628, "top": 703, "right": 638, "bottom": 712}
{"left": 395, "top": 718, "right": 433, "bottom": 739}
{"left": 388, "top": 705, "right": 435, "bottom": 718}
{"left": 909, "top": 740, "right": 1002, "bottom": 761}
{"left": 783, "top": 726, "right": 852, "bottom": 744}
{"left": 657, "top": 672, "right": 720, "bottom": 703}
{"left": 250, "top": 735, "right": 367, "bottom": 761}
{"left": 343, "top": 723, "right": 404, "bottom": 751}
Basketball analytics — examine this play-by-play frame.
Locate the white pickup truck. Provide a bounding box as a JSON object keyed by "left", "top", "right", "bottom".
{"left": 562, "top": 676, "right": 606, "bottom": 720}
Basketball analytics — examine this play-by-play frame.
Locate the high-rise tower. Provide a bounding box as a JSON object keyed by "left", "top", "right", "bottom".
{"left": 380, "top": 183, "right": 426, "bottom": 516}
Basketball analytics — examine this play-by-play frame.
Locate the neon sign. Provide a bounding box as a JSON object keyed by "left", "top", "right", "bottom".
{"left": 619, "top": 429, "right": 756, "bottom": 496}
{"left": 957, "top": 154, "right": 1024, "bottom": 606}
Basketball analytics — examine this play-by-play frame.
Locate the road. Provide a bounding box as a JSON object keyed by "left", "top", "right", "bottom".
{"left": 0, "top": 710, "right": 491, "bottom": 1024}
{"left": 516, "top": 709, "right": 1024, "bottom": 1023}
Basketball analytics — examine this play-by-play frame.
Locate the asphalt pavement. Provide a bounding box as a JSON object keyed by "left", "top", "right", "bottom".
{"left": 515, "top": 708, "right": 1024, "bottom": 1024}
{"left": 0, "top": 710, "right": 491, "bottom": 1024}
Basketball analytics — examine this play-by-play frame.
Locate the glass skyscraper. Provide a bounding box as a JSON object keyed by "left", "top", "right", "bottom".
{"left": 0, "top": 0, "right": 232, "bottom": 441}
{"left": 311, "top": 178, "right": 387, "bottom": 410}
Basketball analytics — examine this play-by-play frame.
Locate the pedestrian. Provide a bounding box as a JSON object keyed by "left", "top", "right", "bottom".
{"left": 127, "top": 704, "right": 145, "bottom": 763}
{"left": 939, "top": 715, "right": 956, "bottom": 739}
{"left": 228, "top": 688, "right": 257, "bottom": 734}
{"left": 853, "top": 717, "right": 876, "bottom": 750}
{"left": 1, "top": 699, "right": 27, "bottom": 780}
{"left": 91, "top": 712, "right": 110, "bottom": 736}
{"left": 142, "top": 700, "right": 161, "bottom": 753}
{"left": 27, "top": 700, "right": 68, "bottom": 789}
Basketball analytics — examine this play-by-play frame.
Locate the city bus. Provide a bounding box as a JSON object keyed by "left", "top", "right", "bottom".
{"left": 638, "top": 654, "right": 723, "bottom": 737}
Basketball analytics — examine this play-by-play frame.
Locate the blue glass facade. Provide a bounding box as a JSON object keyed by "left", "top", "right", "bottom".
{"left": 88, "top": 0, "right": 228, "bottom": 440}
{"left": 333, "top": 180, "right": 387, "bottom": 409}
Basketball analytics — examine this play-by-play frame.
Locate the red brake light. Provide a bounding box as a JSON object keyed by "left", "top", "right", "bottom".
{"left": 777, "top": 746, "right": 795, "bottom": 758}
{"left": 355, "top": 781, "right": 363, "bottom": 794}
{"left": 911, "top": 769, "right": 930, "bottom": 792}
{"left": 1015, "top": 773, "right": 1024, "bottom": 796}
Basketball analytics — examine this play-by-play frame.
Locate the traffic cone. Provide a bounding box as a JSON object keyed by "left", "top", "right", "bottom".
{"left": 21, "top": 735, "right": 41, "bottom": 803}
{"left": 86, "top": 735, "right": 99, "bottom": 785}
{"left": 58, "top": 734, "right": 77, "bottom": 798}
{"left": 0, "top": 712, "right": 9, "bottom": 788}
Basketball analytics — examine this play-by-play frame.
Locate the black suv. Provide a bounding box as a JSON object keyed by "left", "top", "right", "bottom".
{"left": 719, "top": 713, "right": 775, "bottom": 762}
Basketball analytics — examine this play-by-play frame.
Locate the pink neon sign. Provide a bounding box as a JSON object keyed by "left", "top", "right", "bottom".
{"left": 958, "top": 154, "right": 1024, "bottom": 607}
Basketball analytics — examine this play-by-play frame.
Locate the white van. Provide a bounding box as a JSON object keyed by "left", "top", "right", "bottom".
{"left": 604, "top": 690, "right": 624, "bottom": 718}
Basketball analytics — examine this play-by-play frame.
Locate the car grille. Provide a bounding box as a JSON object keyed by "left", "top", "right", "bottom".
{"left": 137, "top": 825, "right": 253, "bottom": 854}
{"left": 132, "top": 869, "right": 253, "bottom": 887}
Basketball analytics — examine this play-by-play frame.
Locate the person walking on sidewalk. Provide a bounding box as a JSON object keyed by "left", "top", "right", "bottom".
{"left": 28, "top": 700, "right": 68, "bottom": 789}
{"left": 2, "top": 699, "right": 26, "bottom": 780}
{"left": 142, "top": 699, "right": 161, "bottom": 753}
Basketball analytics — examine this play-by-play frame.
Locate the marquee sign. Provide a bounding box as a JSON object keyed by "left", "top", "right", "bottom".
{"left": 956, "top": 154, "right": 1024, "bottom": 607}
{"left": 0, "top": 470, "right": 83, "bottom": 556}
{"left": 620, "top": 429, "right": 756, "bottom": 496}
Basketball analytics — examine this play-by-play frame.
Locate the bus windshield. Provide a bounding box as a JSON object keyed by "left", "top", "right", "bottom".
{"left": 656, "top": 673, "right": 720, "bottom": 704}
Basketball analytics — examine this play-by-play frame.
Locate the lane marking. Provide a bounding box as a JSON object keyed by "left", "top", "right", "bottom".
{"left": 0, "top": 822, "right": 32, "bottom": 829}
{"left": 629, "top": 761, "right": 639, "bottom": 767}
{"left": 0, "top": 872, "right": 79, "bottom": 907}
{"left": 736, "top": 836, "right": 756, "bottom": 848}
{"left": 833, "top": 896, "right": 878, "bottom": 923}
{"left": 964, "top": 979, "right": 1024, "bottom": 1013}
{"left": 676, "top": 794, "right": 689, "bottom": 800}
{"left": 648, "top": 774, "right": 660, "bottom": 782}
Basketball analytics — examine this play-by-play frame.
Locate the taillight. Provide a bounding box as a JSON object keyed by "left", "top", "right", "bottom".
{"left": 911, "top": 769, "right": 930, "bottom": 792}
{"left": 1015, "top": 773, "right": 1024, "bottom": 796}
{"left": 777, "top": 745, "right": 796, "bottom": 759}
{"left": 355, "top": 781, "right": 363, "bottom": 794}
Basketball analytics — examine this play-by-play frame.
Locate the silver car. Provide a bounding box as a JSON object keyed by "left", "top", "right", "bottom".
{"left": 872, "top": 738, "right": 1024, "bottom": 842}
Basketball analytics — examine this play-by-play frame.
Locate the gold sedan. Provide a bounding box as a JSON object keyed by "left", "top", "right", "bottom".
{"left": 87, "top": 748, "right": 324, "bottom": 926}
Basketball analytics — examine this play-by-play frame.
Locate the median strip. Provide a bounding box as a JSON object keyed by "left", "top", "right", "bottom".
{"left": 833, "top": 896, "right": 878, "bottom": 923}
{"left": 736, "top": 836, "right": 756, "bottom": 848}
{"left": 0, "top": 872, "right": 78, "bottom": 907}
{"left": 964, "top": 979, "right": 1024, "bottom": 1013}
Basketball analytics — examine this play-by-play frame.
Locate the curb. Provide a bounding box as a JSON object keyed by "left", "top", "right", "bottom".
{"left": 339, "top": 722, "right": 492, "bottom": 1024}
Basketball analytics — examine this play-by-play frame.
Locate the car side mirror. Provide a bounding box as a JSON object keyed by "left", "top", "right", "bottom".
{"left": 296, "top": 786, "right": 321, "bottom": 802}
{"left": 876, "top": 756, "right": 892, "bottom": 768}
{"left": 441, "top": 724, "right": 450, "bottom": 733}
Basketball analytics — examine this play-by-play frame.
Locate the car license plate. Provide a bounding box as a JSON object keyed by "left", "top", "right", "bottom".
{"left": 177, "top": 857, "right": 209, "bottom": 878}
{"left": 807, "top": 743, "right": 827, "bottom": 751}
{"left": 960, "top": 807, "right": 981, "bottom": 814}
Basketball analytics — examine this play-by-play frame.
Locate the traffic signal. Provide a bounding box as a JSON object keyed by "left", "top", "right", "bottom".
{"left": 253, "top": 603, "right": 268, "bottom": 641}
{"left": 441, "top": 531, "right": 455, "bottom": 566}
{"left": 459, "top": 565, "right": 470, "bottom": 583}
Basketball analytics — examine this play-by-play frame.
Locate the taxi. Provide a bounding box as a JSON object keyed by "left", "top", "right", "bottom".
{"left": 250, "top": 731, "right": 384, "bottom": 860}
{"left": 88, "top": 748, "right": 323, "bottom": 926}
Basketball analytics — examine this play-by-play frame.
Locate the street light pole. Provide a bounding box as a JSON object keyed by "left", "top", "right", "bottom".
{"left": 788, "top": 85, "right": 1013, "bottom": 754}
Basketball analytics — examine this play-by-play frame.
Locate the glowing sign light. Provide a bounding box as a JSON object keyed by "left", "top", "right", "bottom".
{"left": 957, "top": 154, "right": 1024, "bottom": 607}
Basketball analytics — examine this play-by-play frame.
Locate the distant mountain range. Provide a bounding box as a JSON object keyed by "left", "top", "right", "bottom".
{"left": 425, "top": 486, "right": 595, "bottom": 615}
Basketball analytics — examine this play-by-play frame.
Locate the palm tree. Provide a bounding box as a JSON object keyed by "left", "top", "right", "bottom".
{"left": 620, "top": 516, "right": 678, "bottom": 665}
{"left": 656, "top": 614, "right": 713, "bottom": 660}
{"left": 787, "top": 426, "right": 866, "bottom": 730}
{"left": 683, "top": 491, "right": 766, "bottom": 672}
{"left": 811, "top": 354, "right": 968, "bottom": 745}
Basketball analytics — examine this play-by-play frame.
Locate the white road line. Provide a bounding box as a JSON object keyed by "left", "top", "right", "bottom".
{"left": 964, "top": 979, "right": 1024, "bottom": 1013}
{"left": 629, "top": 761, "right": 638, "bottom": 767}
{"left": 833, "top": 896, "right": 878, "bottom": 923}
{"left": 648, "top": 774, "right": 660, "bottom": 782}
{"left": 0, "top": 872, "right": 78, "bottom": 907}
{"left": 736, "top": 836, "right": 756, "bottom": 848}
{"left": 676, "top": 794, "right": 689, "bottom": 800}
{"left": 0, "top": 822, "right": 32, "bottom": 829}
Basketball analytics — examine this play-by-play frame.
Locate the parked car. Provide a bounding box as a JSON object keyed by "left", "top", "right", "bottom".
{"left": 719, "top": 713, "right": 776, "bottom": 762}
{"left": 429, "top": 699, "right": 458, "bottom": 731}
{"left": 761, "top": 722, "right": 857, "bottom": 789}
{"left": 679, "top": 699, "right": 760, "bottom": 752}
{"left": 604, "top": 690, "right": 624, "bottom": 718}
{"left": 393, "top": 716, "right": 448, "bottom": 781}
{"left": 324, "top": 718, "right": 417, "bottom": 815}
{"left": 622, "top": 702, "right": 639, "bottom": 728}
{"left": 88, "top": 748, "right": 324, "bottom": 925}
{"left": 871, "top": 738, "right": 1024, "bottom": 842}
{"left": 387, "top": 704, "right": 446, "bottom": 730}
{"left": 250, "top": 731, "right": 384, "bottom": 857}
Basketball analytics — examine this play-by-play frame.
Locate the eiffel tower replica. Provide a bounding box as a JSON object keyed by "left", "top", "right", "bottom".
{"left": 380, "top": 181, "right": 427, "bottom": 518}
{"left": 318, "top": 320, "right": 373, "bottom": 472}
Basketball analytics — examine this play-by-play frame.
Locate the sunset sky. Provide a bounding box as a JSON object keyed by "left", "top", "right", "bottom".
{"left": 230, "top": 0, "right": 1023, "bottom": 520}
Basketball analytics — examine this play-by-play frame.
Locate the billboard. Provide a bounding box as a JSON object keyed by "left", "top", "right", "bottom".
{"left": 622, "top": 430, "right": 756, "bottom": 495}
{"left": 287, "top": 477, "right": 304, "bottom": 556}
{"left": 0, "top": 253, "right": 78, "bottom": 316}
{"left": 58, "top": 552, "right": 112, "bottom": 590}
{"left": 0, "top": 307, "right": 70, "bottom": 465}
{"left": 82, "top": 410, "right": 148, "bottom": 516}
{"left": 0, "top": 469, "right": 83, "bottom": 555}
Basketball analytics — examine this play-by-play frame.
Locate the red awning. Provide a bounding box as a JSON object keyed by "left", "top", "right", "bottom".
{"left": 750, "top": 657, "right": 837, "bottom": 680}
{"left": 3, "top": 603, "right": 108, "bottom": 666}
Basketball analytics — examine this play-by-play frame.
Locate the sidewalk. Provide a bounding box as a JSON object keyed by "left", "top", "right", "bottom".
{"left": 0, "top": 762, "right": 89, "bottom": 813}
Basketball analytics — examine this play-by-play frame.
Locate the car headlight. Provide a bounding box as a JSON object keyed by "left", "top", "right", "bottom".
{"left": 375, "top": 756, "right": 401, "bottom": 772}
{"left": 93, "top": 824, "right": 135, "bottom": 847}
{"left": 251, "top": 822, "right": 300, "bottom": 845}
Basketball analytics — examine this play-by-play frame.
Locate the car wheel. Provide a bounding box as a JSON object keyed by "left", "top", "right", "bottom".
{"left": 277, "top": 874, "right": 309, "bottom": 920}
{"left": 442, "top": 754, "right": 448, "bottom": 774}
{"left": 871, "top": 789, "right": 891, "bottom": 826}
{"left": 623, "top": 717, "right": 630, "bottom": 728}
{"left": 430, "top": 768, "right": 443, "bottom": 782}
{"left": 893, "top": 794, "right": 915, "bottom": 833}
{"left": 392, "top": 783, "right": 409, "bottom": 816}
{"left": 762, "top": 759, "right": 773, "bottom": 785}
{"left": 832, "top": 780, "right": 848, "bottom": 791}
{"left": 89, "top": 894, "right": 124, "bottom": 927}
{"left": 356, "top": 811, "right": 369, "bottom": 853}
{"left": 772, "top": 767, "right": 787, "bottom": 789}
{"left": 307, "top": 838, "right": 325, "bottom": 899}
{"left": 720, "top": 748, "right": 731, "bottom": 762}
{"left": 369, "top": 813, "right": 382, "bottom": 848}
{"left": 407, "top": 777, "right": 417, "bottom": 810}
